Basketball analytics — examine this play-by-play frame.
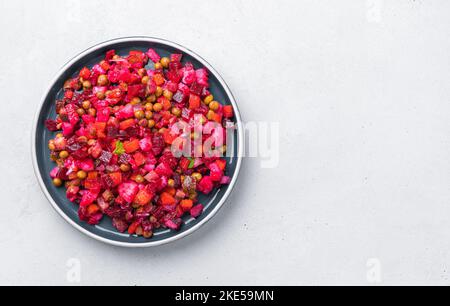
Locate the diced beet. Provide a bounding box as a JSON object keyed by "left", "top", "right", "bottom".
{"left": 190, "top": 81, "right": 204, "bottom": 96}
{"left": 115, "top": 104, "right": 134, "bottom": 120}
{"left": 155, "top": 163, "right": 174, "bottom": 177}
{"left": 82, "top": 114, "right": 96, "bottom": 124}
{"left": 208, "top": 162, "right": 224, "bottom": 182}
{"left": 166, "top": 69, "right": 182, "bottom": 83}
{"left": 182, "top": 67, "right": 196, "bottom": 85}
{"left": 106, "top": 125, "right": 119, "bottom": 138}
{"left": 165, "top": 219, "right": 182, "bottom": 231}
{"left": 139, "top": 137, "right": 153, "bottom": 152}
{"left": 169, "top": 61, "right": 182, "bottom": 71}
{"left": 97, "top": 197, "right": 110, "bottom": 212}
{"left": 158, "top": 176, "right": 168, "bottom": 191}
{"left": 201, "top": 87, "right": 210, "bottom": 98}
{"left": 50, "top": 167, "right": 60, "bottom": 179}
{"left": 178, "top": 82, "right": 190, "bottom": 95}
{"left": 151, "top": 133, "right": 165, "bottom": 156}
{"left": 96, "top": 108, "right": 110, "bottom": 123}
{"left": 66, "top": 186, "right": 79, "bottom": 202}
{"left": 64, "top": 90, "right": 74, "bottom": 100}
{"left": 92, "top": 64, "right": 106, "bottom": 75}
{"left": 64, "top": 158, "right": 78, "bottom": 175}
{"left": 90, "top": 142, "right": 103, "bottom": 159}
{"left": 165, "top": 81, "right": 178, "bottom": 93}
{"left": 45, "top": 119, "right": 59, "bottom": 132}
{"left": 159, "top": 152, "right": 178, "bottom": 169}
{"left": 88, "top": 213, "right": 103, "bottom": 225}
{"left": 172, "top": 91, "right": 186, "bottom": 103}
{"left": 62, "top": 122, "right": 75, "bottom": 137}
{"left": 146, "top": 48, "right": 161, "bottom": 63}
{"left": 196, "top": 68, "right": 209, "bottom": 86}
{"left": 197, "top": 176, "right": 214, "bottom": 195}
{"left": 143, "top": 163, "right": 156, "bottom": 172}
{"left": 117, "top": 69, "right": 131, "bottom": 83}
{"left": 105, "top": 50, "right": 116, "bottom": 60}
{"left": 56, "top": 167, "right": 69, "bottom": 181}
{"left": 66, "top": 141, "right": 82, "bottom": 153}
{"left": 77, "top": 159, "right": 95, "bottom": 171}
{"left": 144, "top": 170, "right": 160, "bottom": 183}
{"left": 78, "top": 206, "right": 88, "bottom": 222}
{"left": 118, "top": 181, "right": 139, "bottom": 203}
{"left": 98, "top": 150, "right": 113, "bottom": 164}
{"left": 190, "top": 204, "right": 204, "bottom": 218}
{"left": 102, "top": 174, "right": 115, "bottom": 189}
{"left": 220, "top": 176, "right": 231, "bottom": 185}
{"left": 114, "top": 196, "right": 126, "bottom": 206}
{"left": 181, "top": 108, "right": 192, "bottom": 121}
{"left": 118, "top": 153, "right": 132, "bottom": 164}
{"left": 112, "top": 218, "right": 129, "bottom": 233}
{"left": 171, "top": 54, "right": 183, "bottom": 62}
{"left": 65, "top": 104, "right": 80, "bottom": 125}
{"left": 147, "top": 80, "right": 157, "bottom": 94}
{"left": 125, "top": 126, "right": 140, "bottom": 137}
{"left": 80, "top": 190, "right": 98, "bottom": 207}
{"left": 127, "top": 84, "right": 146, "bottom": 100}
{"left": 71, "top": 148, "right": 89, "bottom": 160}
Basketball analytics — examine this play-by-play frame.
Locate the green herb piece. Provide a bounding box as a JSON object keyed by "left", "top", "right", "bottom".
{"left": 114, "top": 140, "right": 125, "bottom": 156}
{"left": 188, "top": 158, "right": 195, "bottom": 169}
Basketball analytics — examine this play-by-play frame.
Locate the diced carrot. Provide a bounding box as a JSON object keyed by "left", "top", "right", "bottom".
{"left": 159, "top": 111, "right": 172, "bottom": 122}
{"left": 79, "top": 67, "right": 91, "bottom": 80}
{"left": 68, "top": 173, "right": 78, "bottom": 180}
{"left": 87, "top": 204, "right": 100, "bottom": 215}
{"left": 179, "top": 158, "right": 191, "bottom": 171}
{"left": 153, "top": 74, "right": 165, "bottom": 86}
{"left": 119, "top": 82, "right": 128, "bottom": 92}
{"left": 158, "top": 96, "right": 172, "bottom": 111}
{"left": 95, "top": 122, "right": 107, "bottom": 138}
{"left": 189, "top": 94, "right": 201, "bottom": 110}
{"left": 109, "top": 172, "right": 122, "bottom": 187}
{"left": 180, "top": 199, "right": 194, "bottom": 212}
{"left": 160, "top": 192, "right": 176, "bottom": 206}
{"left": 99, "top": 60, "right": 110, "bottom": 71}
{"left": 134, "top": 189, "right": 153, "bottom": 206}
{"left": 87, "top": 171, "right": 98, "bottom": 180}
{"left": 223, "top": 105, "right": 234, "bottom": 118}
{"left": 216, "top": 159, "right": 227, "bottom": 171}
{"left": 163, "top": 130, "right": 175, "bottom": 145}
{"left": 123, "top": 139, "right": 140, "bottom": 153}
{"left": 119, "top": 119, "right": 136, "bottom": 130}
{"left": 84, "top": 179, "right": 100, "bottom": 190}
{"left": 128, "top": 50, "right": 144, "bottom": 65}
{"left": 94, "top": 122, "right": 106, "bottom": 130}
{"left": 128, "top": 221, "right": 140, "bottom": 235}
{"left": 164, "top": 187, "right": 176, "bottom": 196}
{"left": 133, "top": 152, "right": 146, "bottom": 167}
{"left": 213, "top": 113, "right": 223, "bottom": 123}
{"left": 176, "top": 205, "right": 184, "bottom": 217}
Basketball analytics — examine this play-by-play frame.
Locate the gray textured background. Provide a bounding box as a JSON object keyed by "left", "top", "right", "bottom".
{"left": 1, "top": 0, "right": 450, "bottom": 285}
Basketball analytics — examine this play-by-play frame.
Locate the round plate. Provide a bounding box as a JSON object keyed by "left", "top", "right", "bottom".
{"left": 32, "top": 37, "right": 243, "bottom": 247}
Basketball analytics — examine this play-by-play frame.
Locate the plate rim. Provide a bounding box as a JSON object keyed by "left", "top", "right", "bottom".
{"left": 31, "top": 36, "right": 244, "bottom": 248}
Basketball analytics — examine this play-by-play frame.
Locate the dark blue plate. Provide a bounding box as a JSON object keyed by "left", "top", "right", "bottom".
{"left": 32, "top": 37, "right": 243, "bottom": 247}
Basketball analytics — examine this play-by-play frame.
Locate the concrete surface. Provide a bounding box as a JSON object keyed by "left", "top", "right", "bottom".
{"left": 1, "top": 0, "right": 450, "bottom": 285}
